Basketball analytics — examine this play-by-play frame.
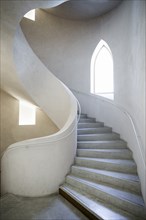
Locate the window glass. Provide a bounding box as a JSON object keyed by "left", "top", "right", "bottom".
{"left": 91, "top": 40, "right": 114, "bottom": 100}
{"left": 24, "top": 9, "right": 35, "bottom": 21}
{"left": 19, "top": 101, "right": 36, "bottom": 125}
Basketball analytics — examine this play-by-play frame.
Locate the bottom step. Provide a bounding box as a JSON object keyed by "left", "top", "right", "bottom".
{"left": 59, "top": 185, "right": 140, "bottom": 220}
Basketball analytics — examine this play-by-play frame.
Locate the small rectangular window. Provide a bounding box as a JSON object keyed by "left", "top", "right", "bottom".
{"left": 19, "top": 101, "right": 36, "bottom": 125}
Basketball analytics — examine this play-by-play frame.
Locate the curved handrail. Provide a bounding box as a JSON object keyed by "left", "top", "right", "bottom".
{"left": 1, "top": 98, "right": 80, "bottom": 157}
{"left": 3, "top": 115, "right": 77, "bottom": 151}
{"left": 1, "top": 0, "right": 78, "bottom": 197}
{"left": 71, "top": 88, "right": 145, "bottom": 168}
{"left": 77, "top": 98, "right": 82, "bottom": 123}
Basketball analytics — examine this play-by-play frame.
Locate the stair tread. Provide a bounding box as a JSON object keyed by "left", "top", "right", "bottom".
{"left": 78, "top": 133, "right": 119, "bottom": 136}
{"left": 72, "top": 166, "right": 140, "bottom": 182}
{"left": 78, "top": 140, "right": 126, "bottom": 143}
{"left": 78, "top": 126, "right": 111, "bottom": 130}
{"left": 79, "top": 118, "right": 96, "bottom": 121}
{"left": 77, "top": 148, "right": 132, "bottom": 159}
{"left": 60, "top": 185, "right": 141, "bottom": 220}
{"left": 77, "top": 127, "right": 112, "bottom": 134}
{"left": 76, "top": 157, "right": 136, "bottom": 166}
{"left": 77, "top": 149, "right": 131, "bottom": 153}
{"left": 67, "top": 175, "right": 145, "bottom": 207}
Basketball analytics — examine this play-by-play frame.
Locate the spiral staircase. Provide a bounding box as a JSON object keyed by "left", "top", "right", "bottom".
{"left": 1, "top": 1, "right": 146, "bottom": 220}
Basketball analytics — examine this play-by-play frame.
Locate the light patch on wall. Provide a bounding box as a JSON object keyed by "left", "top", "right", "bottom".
{"left": 24, "top": 9, "right": 35, "bottom": 21}
{"left": 19, "top": 101, "right": 36, "bottom": 125}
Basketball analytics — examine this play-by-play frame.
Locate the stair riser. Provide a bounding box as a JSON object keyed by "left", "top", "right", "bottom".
{"left": 77, "top": 134, "right": 120, "bottom": 141}
{"left": 78, "top": 123, "right": 104, "bottom": 128}
{"left": 59, "top": 188, "right": 98, "bottom": 220}
{"left": 79, "top": 118, "right": 96, "bottom": 123}
{"left": 77, "top": 142, "right": 127, "bottom": 149}
{"left": 79, "top": 114, "right": 87, "bottom": 118}
{"left": 71, "top": 167, "right": 141, "bottom": 194}
{"left": 78, "top": 128, "right": 112, "bottom": 134}
{"left": 75, "top": 158, "right": 137, "bottom": 174}
{"left": 66, "top": 177, "right": 145, "bottom": 218}
{"left": 77, "top": 150, "right": 132, "bottom": 159}
{"left": 60, "top": 186, "right": 141, "bottom": 220}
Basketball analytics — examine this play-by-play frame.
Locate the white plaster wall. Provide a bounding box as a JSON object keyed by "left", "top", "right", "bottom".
{"left": 0, "top": 89, "right": 59, "bottom": 157}
{"left": 21, "top": 0, "right": 145, "bottom": 202}
{"left": 21, "top": 0, "right": 145, "bottom": 149}
{"left": 1, "top": 0, "right": 67, "bottom": 102}
{"left": 1, "top": 0, "right": 78, "bottom": 197}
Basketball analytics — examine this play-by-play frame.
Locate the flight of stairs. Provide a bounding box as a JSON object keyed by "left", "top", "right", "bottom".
{"left": 59, "top": 113, "right": 146, "bottom": 220}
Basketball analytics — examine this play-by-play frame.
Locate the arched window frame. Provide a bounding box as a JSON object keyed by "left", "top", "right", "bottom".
{"left": 90, "top": 39, "right": 114, "bottom": 100}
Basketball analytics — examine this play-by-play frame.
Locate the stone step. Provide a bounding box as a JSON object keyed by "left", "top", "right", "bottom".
{"left": 77, "top": 133, "right": 120, "bottom": 141}
{"left": 65, "top": 176, "right": 146, "bottom": 218}
{"left": 77, "top": 140, "right": 127, "bottom": 149}
{"left": 75, "top": 157, "right": 137, "bottom": 174}
{"left": 79, "top": 114, "right": 87, "bottom": 118}
{"left": 59, "top": 185, "right": 141, "bottom": 220}
{"left": 79, "top": 118, "right": 96, "bottom": 123}
{"left": 77, "top": 148, "right": 132, "bottom": 159}
{"left": 71, "top": 166, "right": 141, "bottom": 194}
{"left": 78, "top": 122, "right": 104, "bottom": 128}
{"left": 77, "top": 127, "right": 112, "bottom": 134}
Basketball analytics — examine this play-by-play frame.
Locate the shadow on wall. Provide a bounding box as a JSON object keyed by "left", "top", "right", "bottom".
{"left": 0, "top": 89, "right": 59, "bottom": 157}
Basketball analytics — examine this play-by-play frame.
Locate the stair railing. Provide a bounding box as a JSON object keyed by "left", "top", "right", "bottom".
{"left": 76, "top": 98, "right": 81, "bottom": 123}
{"left": 71, "top": 88, "right": 145, "bottom": 168}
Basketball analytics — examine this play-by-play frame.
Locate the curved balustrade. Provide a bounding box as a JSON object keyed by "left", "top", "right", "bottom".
{"left": 71, "top": 88, "right": 146, "bottom": 202}
{"left": 1, "top": 0, "right": 78, "bottom": 197}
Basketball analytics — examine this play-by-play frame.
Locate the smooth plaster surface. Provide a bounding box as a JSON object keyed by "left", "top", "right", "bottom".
{"left": 20, "top": 0, "right": 145, "bottom": 202}
{"left": 1, "top": 0, "right": 67, "bottom": 103}
{"left": 21, "top": 0, "right": 145, "bottom": 148}
{"left": 1, "top": 24, "right": 77, "bottom": 197}
{"left": 1, "top": 0, "right": 78, "bottom": 197}
{"left": 0, "top": 90, "right": 59, "bottom": 157}
{"left": 45, "top": 0, "right": 122, "bottom": 20}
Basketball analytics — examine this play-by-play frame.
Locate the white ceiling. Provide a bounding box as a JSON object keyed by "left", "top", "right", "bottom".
{"left": 44, "top": 0, "right": 123, "bottom": 20}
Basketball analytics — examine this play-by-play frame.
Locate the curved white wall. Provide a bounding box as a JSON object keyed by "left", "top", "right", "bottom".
{"left": 21, "top": 0, "right": 145, "bottom": 149}
{"left": 14, "top": 26, "right": 74, "bottom": 129}
{"left": 1, "top": 0, "right": 78, "bottom": 197}
{"left": 1, "top": 0, "right": 67, "bottom": 102}
{"left": 20, "top": 0, "right": 145, "bottom": 202}
{"left": 0, "top": 90, "right": 59, "bottom": 155}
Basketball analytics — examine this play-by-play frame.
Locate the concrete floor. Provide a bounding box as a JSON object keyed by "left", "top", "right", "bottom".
{"left": 0, "top": 193, "right": 88, "bottom": 220}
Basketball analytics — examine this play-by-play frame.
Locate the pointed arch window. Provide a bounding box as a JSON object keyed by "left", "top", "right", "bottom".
{"left": 91, "top": 40, "right": 114, "bottom": 100}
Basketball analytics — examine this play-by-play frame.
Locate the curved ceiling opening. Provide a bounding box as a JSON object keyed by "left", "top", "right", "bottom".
{"left": 43, "top": 0, "right": 123, "bottom": 20}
